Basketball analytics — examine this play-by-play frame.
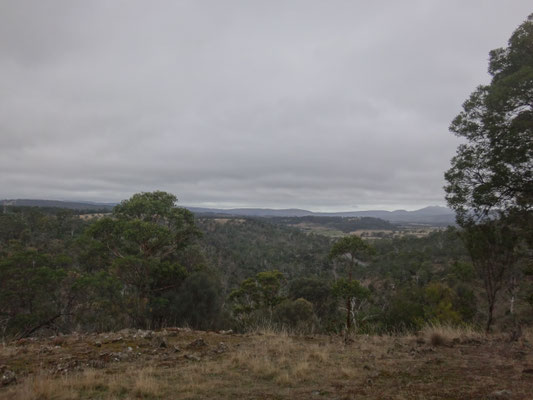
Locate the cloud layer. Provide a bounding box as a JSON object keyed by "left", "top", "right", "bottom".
{"left": 1, "top": 1, "right": 531, "bottom": 210}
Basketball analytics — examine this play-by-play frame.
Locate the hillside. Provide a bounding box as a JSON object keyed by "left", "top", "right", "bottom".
{"left": 187, "top": 205, "right": 457, "bottom": 225}
{"left": 1, "top": 199, "right": 456, "bottom": 224}
{"left": 1, "top": 328, "right": 532, "bottom": 399}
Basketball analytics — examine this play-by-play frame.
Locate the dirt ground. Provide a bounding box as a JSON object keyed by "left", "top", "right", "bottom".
{"left": 1, "top": 327, "right": 532, "bottom": 399}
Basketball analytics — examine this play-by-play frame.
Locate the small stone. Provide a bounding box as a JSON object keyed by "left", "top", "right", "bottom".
{"left": 488, "top": 389, "right": 512, "bottom": 399}
{"left": 152, "top": 337, "right": 168, "bottom": 348}
{"left": 213, "top": 342, "right": 228, "bottom": 354}
{"left": 94, "top": 341, "right": 102, "bottom": 347}
{"left": 184, "top": 354, "right": 201, "bottom": 361}
{"left": 1, "top": 370, "right": 16, "bottom": 387}
{"left": 186, "top": 338, "right": 207, "bottom": 349}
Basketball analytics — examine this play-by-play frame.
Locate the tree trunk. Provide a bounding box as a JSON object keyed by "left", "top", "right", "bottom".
{"left": 346, "top": 298, "right": 351, "bottom": 330}
{"left": 486, "top": 300, "right": 495, "bottom": 333}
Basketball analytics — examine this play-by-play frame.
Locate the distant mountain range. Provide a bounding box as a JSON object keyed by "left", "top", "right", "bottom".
{"left": 185, "top": 205, "right": 456, "bottom": 225}
{"left": 1, "top": 199, "right": 116, "bottom": 211}
{"left": 1, "top": 199, "right": 456, "bottom": 225}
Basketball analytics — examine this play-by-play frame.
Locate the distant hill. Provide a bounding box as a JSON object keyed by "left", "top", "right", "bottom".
{"left": 1, "top": 199, "right": 456, "bottom": 225}
{"left": 186, "top": 207, "right": 313, "bottom": 217}
{"left": 1, "top": 199, "right": 116, "bottom": 211}
{"left": 186, "top": 205, "right": 456, "bottom": 225}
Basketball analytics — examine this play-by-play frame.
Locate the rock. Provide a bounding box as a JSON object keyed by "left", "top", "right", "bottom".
{"left": 488, "top": 389, "right": 512, "bottom": 399}
{"left": 219, "top": 329, "right": 233, "bottom": 335}
{"left": 136, "top": 330, "right": 153, "bottom": 339}
{"left": 39, "top": 346, "right": 53, "bottom": 354}
{"left": 52, "top": 336, "right": 65, "bottom": 346}
{"left": 213, "top": 342, "right": 228, "bottom": 354}
{"left": 164, "top": 327, "right": 181, "bottom": 337}
{"left": 113, "top": 352, "right": 130, "bottom": 361}
{"left": 87, "top": 359, "right": 107, "bottom": 369}
{"left": 152, "top": 337, "right": 168, "bottom": 348}
{"left": 118, "top": 328, "right": 135, "bottom": 336}
{"left": 94, "top": 341, "right": 102, "bottom": 347}
{"left": 186, "top": 338, "right": 207, "bottom": 349}
{"left": 0, "top": 370, "right": 16, "bottom": 387}
{"left": 111, "top": 336, "right": 123, "bottom": 343}
{"left": 184, "top": 354, "right": 201, "bottom": 362}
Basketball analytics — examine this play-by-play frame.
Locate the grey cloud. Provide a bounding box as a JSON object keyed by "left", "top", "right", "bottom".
{"left": 1, "top": 1, "right": 531, "bottom": 211}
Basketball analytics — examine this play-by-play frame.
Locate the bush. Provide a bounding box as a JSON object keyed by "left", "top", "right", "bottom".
{"left": 273, "top": 298, "right": 315, "bottom": 331}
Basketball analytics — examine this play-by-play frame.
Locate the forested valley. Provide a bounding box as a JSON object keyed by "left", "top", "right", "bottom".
{"left": 2, "top": 192, "right": 531, "bottom": 341}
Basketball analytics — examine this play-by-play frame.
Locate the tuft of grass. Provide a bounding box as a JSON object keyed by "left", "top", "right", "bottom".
{"left": 420, "top": 323, "right": 485, "bottom": 346}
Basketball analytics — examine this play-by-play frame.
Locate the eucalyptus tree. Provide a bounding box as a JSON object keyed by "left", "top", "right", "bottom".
{"left": 445, "top": 14, "right": 533, "bottom": 226}
{"left": 445, "top": 14, "right": 533, "bottom": 332}
{"left": 329, "top": 235, "right": 374, "bottom": 330}
{"left": 87, "top": 191, "right": 203, "bottom": 328}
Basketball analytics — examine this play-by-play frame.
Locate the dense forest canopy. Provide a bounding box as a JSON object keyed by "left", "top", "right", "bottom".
{"left": 1, "top": 191, "right": 531, "bottom": 339}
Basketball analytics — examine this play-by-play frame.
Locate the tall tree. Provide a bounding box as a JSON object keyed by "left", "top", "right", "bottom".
{"left": 461, "top": 221, "right": 519, "bottom": 332}
{"left": 329, "top": 235, "right": 374, "bottom": 330}
{"left": 444, "top": 14, "right": 533, "bottom": 226}
{"left": 445, "top": 14, "right": 533, "bottom": 332}
{"left": 87, "top": 191, "right": 203, "bottom": 328}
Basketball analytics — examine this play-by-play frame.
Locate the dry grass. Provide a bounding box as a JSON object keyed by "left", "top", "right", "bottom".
{"left": 419, "top": 322, "right": 486, "bottom": 346}
{"left": 1, "top": 328, "right": 533, "bottom": 399}
{"left": 522, "top": 325, "right": 533, "bottom": 343}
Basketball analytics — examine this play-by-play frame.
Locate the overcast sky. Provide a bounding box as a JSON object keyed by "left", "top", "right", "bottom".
{"left": 0, "top": 1, "right": 531, "bottom": 211}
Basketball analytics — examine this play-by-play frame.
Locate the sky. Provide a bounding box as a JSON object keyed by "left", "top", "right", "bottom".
{"left": 0, "top": 1, "right": 531, "bottom": 211}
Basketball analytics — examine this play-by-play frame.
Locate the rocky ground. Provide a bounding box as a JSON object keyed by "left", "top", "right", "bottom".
{"left": 1, "top": 327, "right": 532, "bottom": 399}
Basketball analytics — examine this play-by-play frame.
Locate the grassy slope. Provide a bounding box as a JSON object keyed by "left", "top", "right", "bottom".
{"left": 1, "top": 328, "right": 533, "bottom": 399}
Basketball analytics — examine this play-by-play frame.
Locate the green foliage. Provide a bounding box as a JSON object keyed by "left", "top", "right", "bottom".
{"left": 445, "top": 14, "right": 533, "bottom": 225}
{"left": 0, "top": 245, "right": 75, "bottom": 338}
{"left": 331, "top": 278, "right": 370, "bottom": 301}
{"left": 197, "top": 217, "right": 332, "bottom": 289}
{"left": 271, "top": 216, "right": 395, "bottom": 232}
{"left": 461, "top": 220, "right": 520, "bottom": 332}
{"left": 86, "top": 191, "right": 204, "bottom": 329}
{"left": 288, "top": 277, "right": 337, "bottom": 322}
{"left": 228, "top": 270, "right": 285, "bottom": 329}
{"left": 172, "top": 272, "right": 225, "bottom": 330}
{"left": 422, "top": 283, "right": 462, "bottom": 325}
{"left": 1, "top": 189, "right": 531, "bottom": 336}
{"left": 329, "top": 235, "right": 374, "bottom": 330}
{"left": 329, "top": 235, "right": 374, "bottom": 262}
{"left": 273, "top": 298, "right": 315, "bottom": 331}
